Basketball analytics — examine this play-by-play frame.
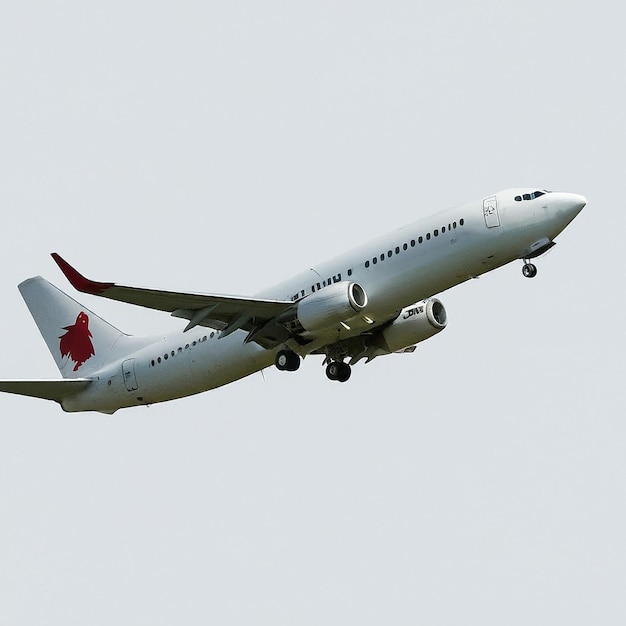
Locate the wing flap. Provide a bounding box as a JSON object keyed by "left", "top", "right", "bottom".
{"left": 0, "top": 379, "right": 92, "bottom": 402}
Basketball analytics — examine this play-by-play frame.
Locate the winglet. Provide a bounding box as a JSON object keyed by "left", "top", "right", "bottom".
{"left": 51, "top": 253, "right": 115, "bottom": 295}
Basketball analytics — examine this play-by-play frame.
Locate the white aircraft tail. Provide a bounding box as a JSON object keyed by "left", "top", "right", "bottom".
{"left": 19, "top": 277, "right": 131, "bottom": 378}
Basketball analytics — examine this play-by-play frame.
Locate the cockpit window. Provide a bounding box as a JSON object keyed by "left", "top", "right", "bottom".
{"left": 514, "top": 190, "right": 551, "bottom": 202}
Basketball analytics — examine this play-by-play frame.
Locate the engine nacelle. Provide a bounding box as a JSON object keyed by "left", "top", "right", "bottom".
{"left": 291, "top": 281, "right": 368, "bottom": 333}
{"left": 378, "top": 299, "right": 447, "bottom": 353}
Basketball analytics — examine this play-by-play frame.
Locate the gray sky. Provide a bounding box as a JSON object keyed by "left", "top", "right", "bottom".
{"left": 1, "top": 1, "right": 625, "bottom": 624}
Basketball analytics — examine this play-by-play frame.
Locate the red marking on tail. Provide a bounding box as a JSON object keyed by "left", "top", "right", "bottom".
{"left": 59, "top": 312, "right": 95, "bottom": 372}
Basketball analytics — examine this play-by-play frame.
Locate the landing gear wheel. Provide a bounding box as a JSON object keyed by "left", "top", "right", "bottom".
{"left": 522, "top": 263, "right": 537, "bottom": 278}
{"left": 326, "top": 361, "right": 351, "bottom": 382}
{"left": 326, "top": 362, "right": 340, "bottom": 381}
{"left": 275, "top": 350, "right": 300, "bottom": 371}
{"left": 336, "top": 362, "right": 351, "bottom": 382}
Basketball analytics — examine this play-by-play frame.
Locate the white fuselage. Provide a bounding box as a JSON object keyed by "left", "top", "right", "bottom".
{"left": 62, "top": 188, "right": 585, "bottom": 413}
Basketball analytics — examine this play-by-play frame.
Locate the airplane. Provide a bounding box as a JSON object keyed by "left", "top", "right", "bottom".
{"left": 0, "top": 188, "right": 586, "bottom": 414}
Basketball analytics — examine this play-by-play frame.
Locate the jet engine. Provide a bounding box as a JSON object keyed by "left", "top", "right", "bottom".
{"left": 376, "top": 298, "right": 447, "bottom": 353}
{"left": 282, "top": 281, "right": 368, "bottom": 333}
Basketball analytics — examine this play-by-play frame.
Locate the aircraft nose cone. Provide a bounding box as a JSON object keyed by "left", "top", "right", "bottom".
{"left": 561, "top": 192, "right": 586, "bottom": 218}
{"left": 572, "top": 193, "right": 587, "bottom": 213}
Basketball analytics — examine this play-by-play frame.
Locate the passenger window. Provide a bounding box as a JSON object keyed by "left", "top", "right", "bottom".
{"left": 410, "top": 240, "right": 415, "bottom": 247}
{"left": 418, "top": 236, "right": 423, "bottom": 244}
{"left": 434, "top": 229, "right": 439, "bottom": 237}
{"left": 395, "top": 246, "right": 400, "bottom": 254}
{"left": 373, "top": 257, "right": 377, "bottom": 265}
{"left": 426, "top": 233, "right": 431, "bottom": 240}
{"left": 403, "top": 243, "right": 408, "bottom": 250}
{"left": 460, "top": 219, "right": 464, "bottom": 226}
{"left": 365, "top": 260, "right": 370, "bottom": 268}
{"left": 380, "top": 254, "right": 385, "bottom": 261}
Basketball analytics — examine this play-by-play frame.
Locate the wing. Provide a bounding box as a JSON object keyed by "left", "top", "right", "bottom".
{"left": 51, "top": 253, "right": 295, "bottom": 348}
{"left": 0, "top": 379, "right": 92, "bottom": 402}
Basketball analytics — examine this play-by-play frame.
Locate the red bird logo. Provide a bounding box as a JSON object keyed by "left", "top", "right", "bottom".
{"left": 59, "top": 312, "right": 95, "bottom": 372}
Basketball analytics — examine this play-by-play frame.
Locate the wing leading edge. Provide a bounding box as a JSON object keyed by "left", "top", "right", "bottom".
{"left": 51, "top": 253, "right": 295, "bottom": 348}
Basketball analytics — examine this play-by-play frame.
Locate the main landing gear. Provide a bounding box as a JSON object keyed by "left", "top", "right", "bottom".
{"left": 274, "top": 349, "right": 352, "bottom": 383}
{"left": 522, "top": 261, "right": 538, "bottom": 278}
{"left": 325, "top": 361, "right": 351, "bottom": 383}
{"left": 275, "top": 349, "right": 301, "bottom": 372}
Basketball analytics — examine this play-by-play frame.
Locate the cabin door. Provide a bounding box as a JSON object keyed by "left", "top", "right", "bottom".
{"left": 122, "top": 358, "right": 139, "bottom": 391}
{"left": 483, "top": 196, "right": 500, "bottom": 228}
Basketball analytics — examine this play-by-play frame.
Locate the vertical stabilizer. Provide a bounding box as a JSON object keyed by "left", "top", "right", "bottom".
{"left": 19, "top": 277, "right": 128, "bottom": 378}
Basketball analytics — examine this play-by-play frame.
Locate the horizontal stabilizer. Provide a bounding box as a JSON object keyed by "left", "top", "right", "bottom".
{"left": 0, "top": 379, "right": 92, "bottom": 403}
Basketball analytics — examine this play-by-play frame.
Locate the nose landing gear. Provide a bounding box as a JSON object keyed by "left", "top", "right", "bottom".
{"left": 522, "top": 261, "right": 538, "bottom": 278}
